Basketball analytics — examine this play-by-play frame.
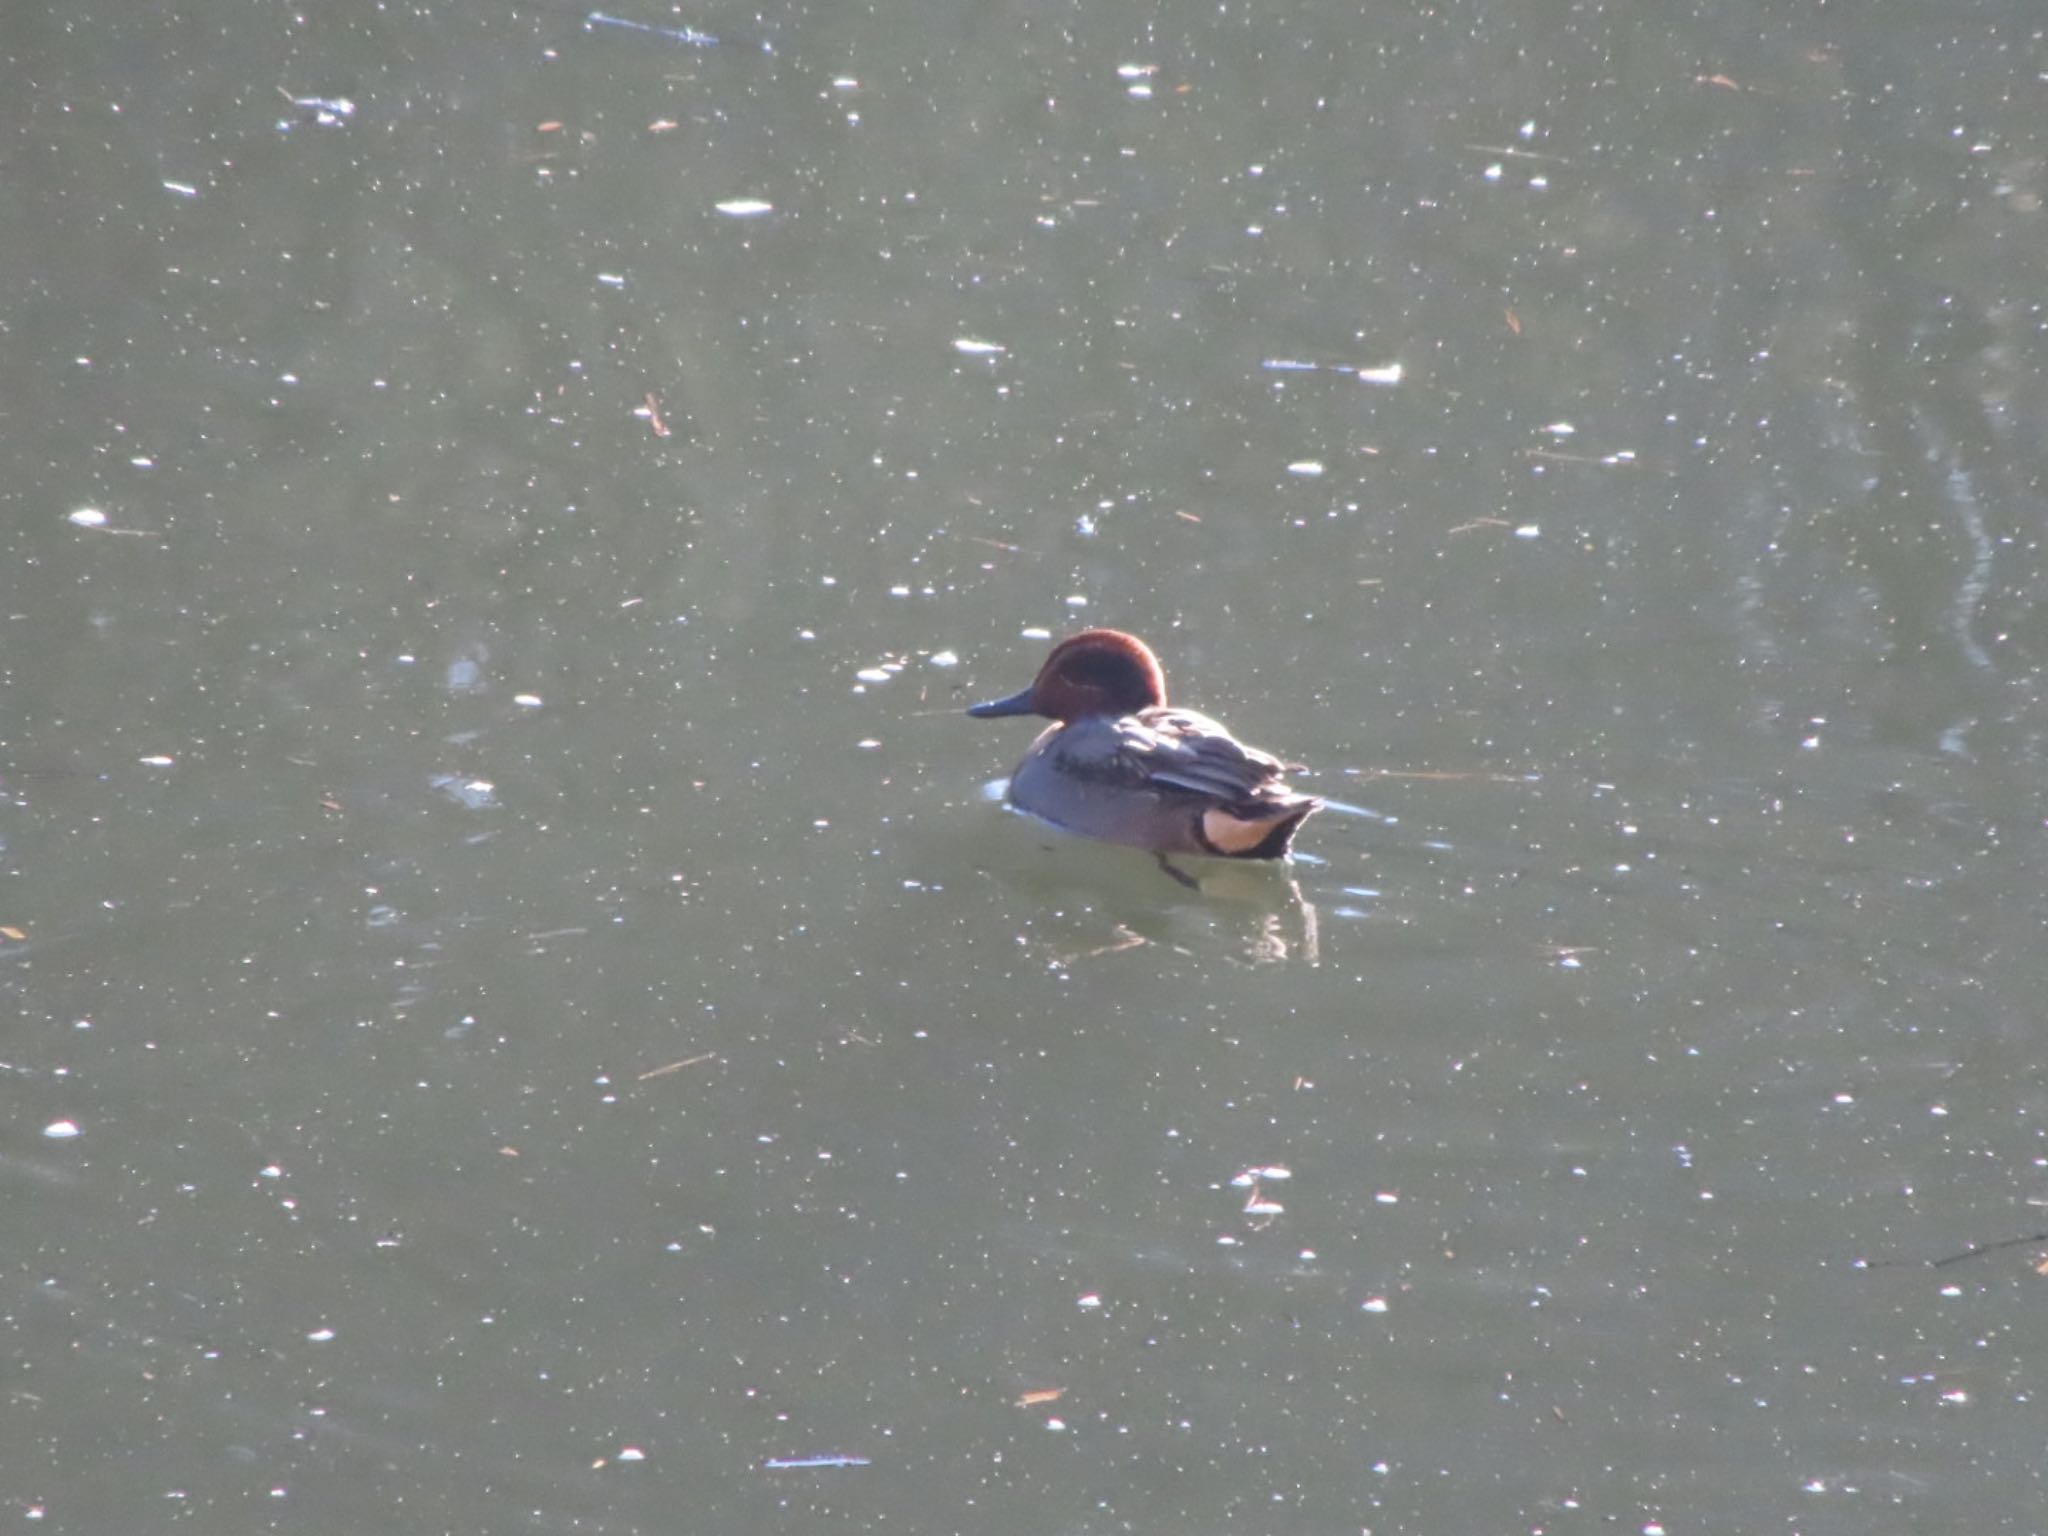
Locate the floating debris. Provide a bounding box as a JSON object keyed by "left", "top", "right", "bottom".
{"left": 761, "top": 1454, "right": 871, "bottom": 1470}
{"left": 1260, "top": 358, "right": 1402, "bottom": 386}
{"left": 277, "top": 87, "right": 355, "bottom": 126}
{"left": 715, "top": 198, "right": 774, "bottom": 218}
{"left": 952, "top": 337, "right": 1006, "bottom": 356}
{"left": 585, "top": 10, "right": 718, "bottom": 46}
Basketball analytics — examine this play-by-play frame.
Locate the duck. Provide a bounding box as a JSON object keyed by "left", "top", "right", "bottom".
{"left": 967, "top": 629, "right": 1320, "bottom": 861}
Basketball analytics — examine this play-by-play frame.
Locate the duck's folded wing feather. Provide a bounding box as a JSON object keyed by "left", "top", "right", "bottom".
{"left": 1112, "top": 709, "right": 1298, "bottom": 805}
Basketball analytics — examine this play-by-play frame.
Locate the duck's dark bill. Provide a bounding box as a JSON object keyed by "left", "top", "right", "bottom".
{"left": 966, "top": 688, "right": 1037, "bottom": 718}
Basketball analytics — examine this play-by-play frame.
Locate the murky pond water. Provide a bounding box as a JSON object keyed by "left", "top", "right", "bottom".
{"left": 7, "top": 2, "right": 2047, "bottom": 1531}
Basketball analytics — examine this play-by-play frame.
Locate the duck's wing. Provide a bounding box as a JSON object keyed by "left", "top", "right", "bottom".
{"left": 1057, "top": 709, "right": 1310, "bottom": 809}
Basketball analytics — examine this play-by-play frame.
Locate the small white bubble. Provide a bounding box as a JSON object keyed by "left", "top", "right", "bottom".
{"left": 43, "top": 1120, "right": 81, "bottom": 1141}
{"left": 68, "top": 507, "right": 108, "bottom": 527}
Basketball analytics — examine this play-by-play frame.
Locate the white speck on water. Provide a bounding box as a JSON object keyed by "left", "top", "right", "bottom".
{"left": 1064, "top": 594, "right": 1088, "bottom": 607}
{"left": 715, "top": 198, "right": 774, "bottom": 217}
{"left": 305, "top": 1327, "right": 336, "bottom": 1343}
{"left": 1543, "top": 422, "right": 1576, "bottom": 436}
{"left": 1514, "top": 524, "right": 1541, "bottom": 539}
{"left": 43, "top": 1121, "right": 81, "bottom": 1140}
{"left": 1116, "top": 63, "right": 1156, "bottom": 78}
{"left": 595, "top": 273, "right": 626, "bottom": 288}
{"left": 1076, "top": 1293, "right": 1102, "bottom": 1309}
{"left": 1127, "top": 83, "right": 1153, "bottom": 99}
{"left": 1520, "top": 120, "right": 1538, "bottom": 139}
{"left": 1484, "top": 162, "right": 1503, "bottom": 182}
{"left": 163, "top": 180, "right": 199, "bottom": 197}
{"left": 832, "top": 76, "right": 858, "bottom": 90}
{"left": 139, "top": 755, "right": 176, "bottom": 767}
{"left": 953, "top": 337, "right": 1006, "bottom": 355}
{"left": 1529, "top": 174, "right": 1550, "bottom": 190}
{"left": 856, "top": 668, "right": 891, "bottom": 684}
{"left": 514, "top": 693, "right": 543, "bottom": 708}
{"left": 1374, "top": 1191, "right": 1398, "bottom": 1204}
{"left": 1021, "top": 627, "right": 1053, "bottom": 640}
{"left": 1286, "top": 460, "right": 1325, "bottom": 477}
{"left": 1355, "top": 362, "right": 1403, "bottom": 386}
{"left": 130, "top": 456, "right": 155, "bottom": 469}
{"left": 1361, "top": 1296, "right": 1389, "bottom": 1313}
{"left": 616, "top": 1446, "right": 647, "bottom": 1462}
{"left": 68, "top": 507, "right": 107, "bottom": 527}
{"left": 928, "top": 650, "right": 959, "bottom": 668}
{"left": 430, "top": 774, "right": 497, "bottom": 810}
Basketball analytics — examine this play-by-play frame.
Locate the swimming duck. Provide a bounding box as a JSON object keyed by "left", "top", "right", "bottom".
{"left": 968, "top": 629, "right": 1320, "bottom": 860}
